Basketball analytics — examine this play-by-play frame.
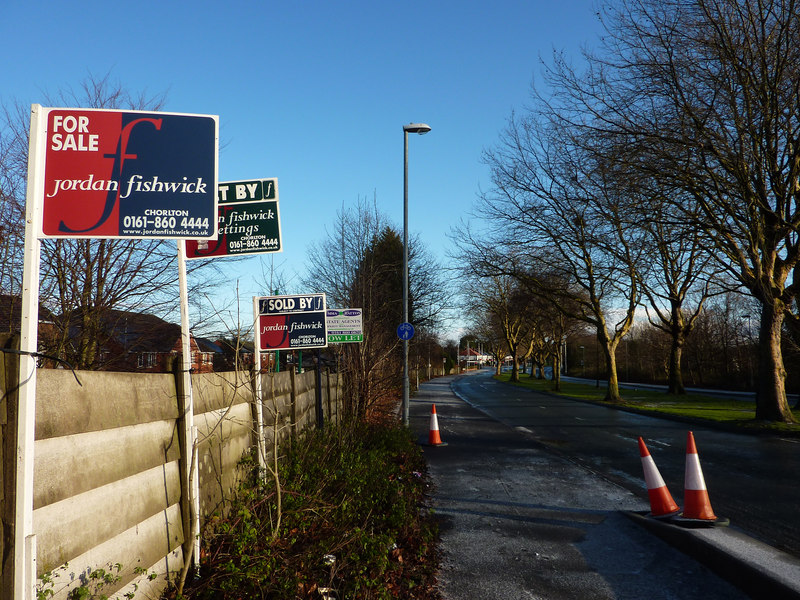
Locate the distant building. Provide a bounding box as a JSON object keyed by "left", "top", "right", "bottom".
{"left": 459, "top": 346, "right": 491, "bottom": 368}
{"left": 0, "top": 294, "right": 59, "bottom": 361}
{"left": 1, "top": 297, "right": 223, "bottom": 372}
{"left": 58, "top": 308, "right": 219, "bottom": 373}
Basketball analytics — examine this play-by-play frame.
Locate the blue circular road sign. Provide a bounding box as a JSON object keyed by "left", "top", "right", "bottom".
{"left": 397, "top": 322, "right": 415, "bottom": 341}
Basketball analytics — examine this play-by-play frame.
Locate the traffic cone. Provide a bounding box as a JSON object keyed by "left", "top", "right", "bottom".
{"left": 428, "top": 404, "right": 444, "bottom": 446}
{"left": 681, "top": 431, "right": 717, "bottom": 521}
{"left": 637, "top": 437, "right": 680, "bottom": 518}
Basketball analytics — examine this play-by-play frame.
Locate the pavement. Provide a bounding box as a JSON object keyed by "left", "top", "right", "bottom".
{"left": 409, "top": 372, "right": 800, "bottom": 600}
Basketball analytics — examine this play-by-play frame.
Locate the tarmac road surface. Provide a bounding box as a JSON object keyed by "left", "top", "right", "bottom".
{"left": 410, "top": 372, "right": 800, "bottom": 599}
{"left": 453, "top": 369, "right": 800, "bottom": 559}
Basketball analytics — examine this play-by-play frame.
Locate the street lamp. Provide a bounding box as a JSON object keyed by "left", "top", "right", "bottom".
{"left": 403, "top": 122, "right": 431, "bottom": 426}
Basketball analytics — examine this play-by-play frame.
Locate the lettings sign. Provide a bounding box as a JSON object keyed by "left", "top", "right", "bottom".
{"left": 185, "top": 178, "right": 281, "bottom": 259}
{"left": 255, "top": 294, "right": 328, "bottom": 351}
{"left": 326, "top": 308, "right": 363, "bottom": 343}
{"left": 35, "top": 107, "right": 218, "bottom": 239}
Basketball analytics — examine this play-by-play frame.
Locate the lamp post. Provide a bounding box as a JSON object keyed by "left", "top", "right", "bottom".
{"left": 402, "top": 122, "right": 431, "bottom": 426}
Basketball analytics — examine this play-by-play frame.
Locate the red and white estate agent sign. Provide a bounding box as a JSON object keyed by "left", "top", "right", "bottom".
{"left": 12, "top": 105, "right": 219, "bottom": 600}
{"left": 35, "top": 107, "right": 218, "bottom": 238}
{"left": 255, "top": 293, "right": 328, "bottom": 351}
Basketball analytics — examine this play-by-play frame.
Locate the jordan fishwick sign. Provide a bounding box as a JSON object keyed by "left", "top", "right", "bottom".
{"left": 36, "top": 107, "right": 218, "bottom": 239}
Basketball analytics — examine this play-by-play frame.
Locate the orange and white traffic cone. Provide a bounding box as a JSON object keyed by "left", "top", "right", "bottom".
{"left": 427, "top": 404, "right": 445, "bottom": 446}
{"left": 680, "top": 431, "right": 717, "bottom": 522}
{"left": 638, "top": 437, "right": 680, "bottom": 518}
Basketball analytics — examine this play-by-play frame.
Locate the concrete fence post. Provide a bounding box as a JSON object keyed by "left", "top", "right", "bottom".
{"left": 0, "top": 333, "right": 20, "bottom": 600}
{"left": 172, "top": 360, "right": 193, "bottom": 572}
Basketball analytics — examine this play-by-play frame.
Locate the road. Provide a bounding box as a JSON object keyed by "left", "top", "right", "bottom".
{"left": 410, "top": 373, "right": 765, "bottom": 599}
{"left": 451, "top": 368, "right": 800, "bottom": 559}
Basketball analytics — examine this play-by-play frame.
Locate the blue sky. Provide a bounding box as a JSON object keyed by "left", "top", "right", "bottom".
{"left": 3, "top": 1, "right": 603, "bottom": 337}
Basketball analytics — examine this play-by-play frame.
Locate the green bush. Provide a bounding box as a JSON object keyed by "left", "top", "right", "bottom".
{"left": 178, "top": 421, "right": 439, "bottom": 599}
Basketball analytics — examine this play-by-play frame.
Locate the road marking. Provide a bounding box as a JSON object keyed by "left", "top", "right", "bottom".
{"left": 516, "top": 426, "right": 533, "bottom": 434}
{"left": 648, "top": 438, "right": 671, "bottom": 448}
{"left": 615, "top": 432, "right": 670, "bottom": 447}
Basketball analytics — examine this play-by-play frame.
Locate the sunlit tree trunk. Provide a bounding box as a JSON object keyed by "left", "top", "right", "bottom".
{"left": 756, "top": 301, "right": 794, "bottom": 422}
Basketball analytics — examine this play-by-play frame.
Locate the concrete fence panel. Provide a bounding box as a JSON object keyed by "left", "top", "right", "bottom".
{"left": 31, "top": 369, "right": 184, "bottom": 599}
{"left": 195, "top": 402, "right": 253, "bottom": 519}
{"left": 0, "top": 363, "right": 342, "bottom": 600}
{"left": 259, "top": 370, "right": 293, "bottom": 423}
{"left": 293, "top": 371, "right": 317, "bottom": 432}
{"left": 33, "top": 420, "right": 180, "bottom": 509}
{"left": 191, "top": 370, "right": 257, "bottom": 518}
{"left": 192, "top": 370, "right": 254, "bottom": 415}
{"left": 34, "top": 462, "right": 182, "bottom": 573}
{"left": 36, "top": 370, "right": 177, "bottom": 439}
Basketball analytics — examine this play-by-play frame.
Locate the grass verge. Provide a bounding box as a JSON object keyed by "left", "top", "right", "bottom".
{"left": 495, "top": 373, "right": 800, "bottom": 434}
{"left": 174, "top": 419, "right": 441, "bottom": 600}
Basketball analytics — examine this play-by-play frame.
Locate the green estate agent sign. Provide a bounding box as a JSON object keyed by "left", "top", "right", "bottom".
{"left": 185, "top": 178, "right": 281, "bottom": 258}
{"left": 326, "top": 308, "right": 363, "bottom": 343}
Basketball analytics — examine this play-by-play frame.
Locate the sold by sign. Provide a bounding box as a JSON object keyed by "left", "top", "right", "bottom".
{"left": 255, "top": 293, "right": 328, "bottom": 351}
{"left": 35, "top": 107, "right": 218, "bottom": 239}
{"left": 185, "top": 178, "right": 281, "bottom": 259}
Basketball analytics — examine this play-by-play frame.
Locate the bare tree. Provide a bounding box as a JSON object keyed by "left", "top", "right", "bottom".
{"left": 634, "top": 185, "right": 726, "bottom": 394}
{"left": 305, "top": 199, "right": 398, "bottom": 417}
{"left": 525, "top": 292, "right": 575, "bottom": 391}
{"left": 464, "top": 105, "right": 643, "bottom": 401}
{"left": 304, "top": 197, "right": 450, "bottom": 418}
{"left": 469, "top": 314, "right": 508, "bottom": 376}
{"left": 478, "top": 275, "right": 535, "bottom": 382}
{"left": 0, "top": 102, "right": 30, "bottom": 300}
{"left": 554, "top": 0, "right": 800, "bottom": 421}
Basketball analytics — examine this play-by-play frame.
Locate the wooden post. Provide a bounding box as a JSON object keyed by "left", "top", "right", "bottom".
{"left": 1, "top": 334, "right": 20, "bottom": 600}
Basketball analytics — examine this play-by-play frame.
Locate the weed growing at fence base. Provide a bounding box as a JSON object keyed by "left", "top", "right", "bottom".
{"left": 175, "top": 420, "right": 441, "bottom": 599}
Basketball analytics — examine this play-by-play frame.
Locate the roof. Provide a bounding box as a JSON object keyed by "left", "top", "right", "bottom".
{"left": 97, "top": 310, "right": 181, "bottom": 353}
{"left": 195, "top": 337, "right": 223, "bottom": 354}
{"left": 0, "top": 294, "right": 57, "bottom": 333}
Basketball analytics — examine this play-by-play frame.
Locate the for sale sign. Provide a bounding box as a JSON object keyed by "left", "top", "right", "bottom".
{"left": 255, "top": 293, "right": 328, "bottom": 350}
{"left": 185, "top": 178, "right": 281, "bottom": 259}
{"left": 36, "top": 107, "right": 218, "bottom": 238}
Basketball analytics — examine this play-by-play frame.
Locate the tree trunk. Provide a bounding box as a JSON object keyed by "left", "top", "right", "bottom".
{"left": 510, "top": 351, "right": 519, "bottom": 382}
{"left": 667, "top": 334, "right": 686, "bottom": 395}
{"left": 601, "top": 337, "right": 622, "bottom": 403}
{"left": 536, "top": 361, "right": 545, "bottom": 380}
{"left": 552, "top": 351, "right": 562, "bottom": 392}
{"left": 756, "top": 303, "right": 795, "bottom": 423}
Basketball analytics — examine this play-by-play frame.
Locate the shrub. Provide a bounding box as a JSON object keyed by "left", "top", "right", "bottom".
{"left": 178, "top": 420, "right": 440, "bottom": 599}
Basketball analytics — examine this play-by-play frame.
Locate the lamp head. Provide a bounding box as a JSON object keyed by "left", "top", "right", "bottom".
{"left": 403, "top": 123, "right": 431, "bottom": 135}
